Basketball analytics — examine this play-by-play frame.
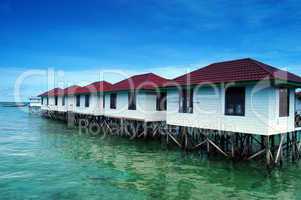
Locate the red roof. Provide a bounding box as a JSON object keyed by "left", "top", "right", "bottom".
{"left": 169, "top": 58, "right": 301, "bottom": 86}
{"left": 38, "top": 88, "right": 63, "bottom": 97}
{"left": 62, "top": 85, "right": 82, "bottom": 95}
{"left": 75, "top": 81, "right": 112, "bottom": 94}
{"left": 111, "top": 73, "right": 169, "bottom": 91}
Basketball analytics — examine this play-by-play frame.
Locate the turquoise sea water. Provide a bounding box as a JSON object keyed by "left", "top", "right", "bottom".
{"left": 1, "top": 107, "right": 301, "bottom": 200}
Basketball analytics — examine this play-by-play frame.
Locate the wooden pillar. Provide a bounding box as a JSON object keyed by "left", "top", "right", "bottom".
{"left": 261, "top": 135, "right": 265, "bottom": 149}
{"left": 182, "top": 126, "right": 188, "bottom": 150}
{"left": 231, "top": 133, "right": 235, "bottom": 158}
{"left": 120, "top": 118, "right": 124, "bottom": 136}
{"left": 287, "top": 132, "right": 291, "bottom": 152}
{"left": 143, "top": 122, "right": 148, "bottom": 138}
{"left": 221, "top": 134, "right": 225, "bottom": 152}
{"left": 207, "top": 137, "right": 210, "bottom": 155}
{"left": 264, "top": 136, "right": 271, "bottom": 168}
{"left": 67, "top": 111, "right": 75, "bottom": 128}
{"left": 245, "top": 135, "right": 250, "bottom": 157}
{"left": 275, "top": 134, "right": 285, "bottom": 166}
{"left": 250, "top": 135, "right": 253, "bottom": 155}
{"left": 292, "top": 131, "right": 297, "bottom": 161}
{"left": 271, "top": 135, "right": 275, "bottom": 155}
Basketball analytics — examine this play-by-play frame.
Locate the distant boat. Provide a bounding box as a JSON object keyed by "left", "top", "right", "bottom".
{"left": 29, "top": 97, "right": 41, "bottom": 108}
{"left": 28, "top": 97, "right": 41, "bottom": 113}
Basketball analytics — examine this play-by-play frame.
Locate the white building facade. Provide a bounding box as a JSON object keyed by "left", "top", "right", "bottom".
{"left": 103, "top": 90, "right": 167, "bottom": 122}
{"left": 165, "top": 58, "right": 301, "bottom": 135}
{"left": 166, "top": 83, "right": 297, "bottom": 135}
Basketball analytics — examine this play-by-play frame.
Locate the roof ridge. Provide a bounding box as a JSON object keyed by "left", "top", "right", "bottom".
{"left": 209, "top": 57, "right": 252, "bottom": 66}
{"left": 146, "top": 72, "right": 169, "bottom": 80}
{"left": 247, "top": 58, "right": 276, "bottom": 76}
{"left": 131, "top": 72, "right": 153, "bottom": 78}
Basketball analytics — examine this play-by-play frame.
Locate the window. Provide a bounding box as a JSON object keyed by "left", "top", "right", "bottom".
{"left": 128, "top": 90, "right": 136, "bottom": 110}
{"left": 110, "top": 93, "right": 117, "bottom": 109}
{"left": 156, "top": 92, "right": 167, "bottom": 111}
{"left": 76, "top": 95, "right": 80, "bottom": 107}
{"left": 46, "top": 97, "right": 49, "bottom": 105}
{"left": 225, "top": 87, "right": 245, "bottom": 116}
{"left": 103, "top": 94, "right": 105, "bottom": 108}
{"left": 85, "top": 94, "right": 90, "bottom": 107}
{"left": 62, "top": 96, "right": 65, "bottom": 106}
{"left": 179, "top": 88, "right": 193, "bottom": 113}
{"left": 279, "top": 88, "right": 290, "bottom": 117}
{"left": 55, "top": 96, "right": 58, "bottom": 106}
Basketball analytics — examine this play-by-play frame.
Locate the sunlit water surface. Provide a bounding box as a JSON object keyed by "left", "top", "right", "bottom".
{"left": 1, "top": 107, "right": 301, "bottom": 200}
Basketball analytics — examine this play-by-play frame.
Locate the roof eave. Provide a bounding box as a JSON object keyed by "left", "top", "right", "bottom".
{"left": 272, "top": 79, "right": 301, "bottom": 88}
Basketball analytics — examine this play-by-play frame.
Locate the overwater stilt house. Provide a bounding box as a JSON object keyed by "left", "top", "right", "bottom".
{"left": 164, "top": 58, "right": 301, "bottom": 165}
{"left": 103, "top": 73, "right": 168, "bottom": 122}
{"left": 66, "top": 82, "right": 113, "bottom": 116}
{"left": 101, "top": 73, "right": 169, "bottom": 137}
{"left": 166, "top": 58, "right": 301, "bottom": 134}
{"left": 38, "top": 58, "right": 301, "bottom": 167}
{"left": 40, "top": 88, "right": 64, "bottom": 112}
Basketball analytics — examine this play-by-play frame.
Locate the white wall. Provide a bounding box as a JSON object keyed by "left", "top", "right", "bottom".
{"left": 103, "top": 91, "right": 166, "bottom": 122}
{"left": 40, "top": 97, "right": 48, "bottom": 110}
{"left": 69, "top": 93, "right": 104, "bottom": 115}
{"left": 166, "top": 83, "right": 296, "bottom": 135}
{"left": 57, "top": 96, "right": 67, "bottom": 112}
{"left": 47, "top": 96, "right": 57, "bottom": 111}
{"left": 269, "top": 89, "right": 295, "bottom": 134}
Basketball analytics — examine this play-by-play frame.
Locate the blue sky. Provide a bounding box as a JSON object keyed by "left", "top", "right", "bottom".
{"left": 1, "top": 0, "right": 301, "bottom": 101}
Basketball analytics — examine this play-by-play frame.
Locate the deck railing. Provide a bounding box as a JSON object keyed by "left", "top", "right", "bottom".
{"left": 296, "top": 112, "right": 301, "bottom": 128}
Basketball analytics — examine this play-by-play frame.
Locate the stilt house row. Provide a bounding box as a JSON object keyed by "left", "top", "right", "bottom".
{"left": 40, "top": 82, "right": 112, "bottom": 116}
{"left": 39, "top": 73, "right": 169, "bottom": 122}
{"left": 39, "top": 58, "right": 301, "bottom": 135}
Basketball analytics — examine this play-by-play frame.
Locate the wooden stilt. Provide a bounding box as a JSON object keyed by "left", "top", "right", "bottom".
{"left": 271, "top": 135, "right": 275, "bottom": 155}
{"left": 292, "top": 131, "right": 297, "bottom": 161}
{"left": 67, "top": 111, "right": 75, "bottom": 128}
{"left": 207, "top": 138, "right": 228, "bottom": 157}
{"left": 120, "top": 118, "right": 124, "bottom": 136}
{"left": 143, "top": 122, "right": 148, "bottom": 138}
{"left": 207, "top": 139, "right": 210, "bottom": 154}
{"left": 247, "top": 149, "right": 265, "bottom": 160}
{"left": 231, "top": 133, "right": 235, "bottom": 158}
{"left": 264, "top": 136, "right": 271, "bottom": 168}
{"left": 275, "top": 134, "right": 284, "bottom": 165}
{"left": 183, "top": 127, "right": 188, "bottom": 150}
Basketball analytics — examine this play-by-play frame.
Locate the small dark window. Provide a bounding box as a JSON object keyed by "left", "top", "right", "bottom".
{"left": 279, "top": 88, "right": 290, "bottom": 117}
{"left": 46, "top": 97, "right": 49, "bottom": 105}
{"left": 103, "top": 94, "right": 105, "bottom": 108}
{"left": 156, "top": 92, "right": 167, "bottom": 111}
{"left": 110, "top": 93, "right": 117, "bottom": 109}
{"left": 76, "top": 95, "right": 80, "bottom": 107}
{"left": 128, "top": 90, "right": 136, "bottom": 110}
{"left": 41, "top": 97, "right": 44, "bottom": 105}
{"left": 225, "top": 87, "right": 245, "bottom": 116}
{"left": 62, "top": 96, "right": 65, "bottom": 106}
{"left": 85, "top": 94, "right": 90, "bottom": 107}
{"left": 179, "top": 88, "right": 193, "bottom": 113}
{"left": 55, "top": 96, "right": 58, "bottom": 106}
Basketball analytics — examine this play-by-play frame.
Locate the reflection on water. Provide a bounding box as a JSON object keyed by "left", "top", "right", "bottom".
{"left": 0, "top": 107, "right": 301, "bottom": 200}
